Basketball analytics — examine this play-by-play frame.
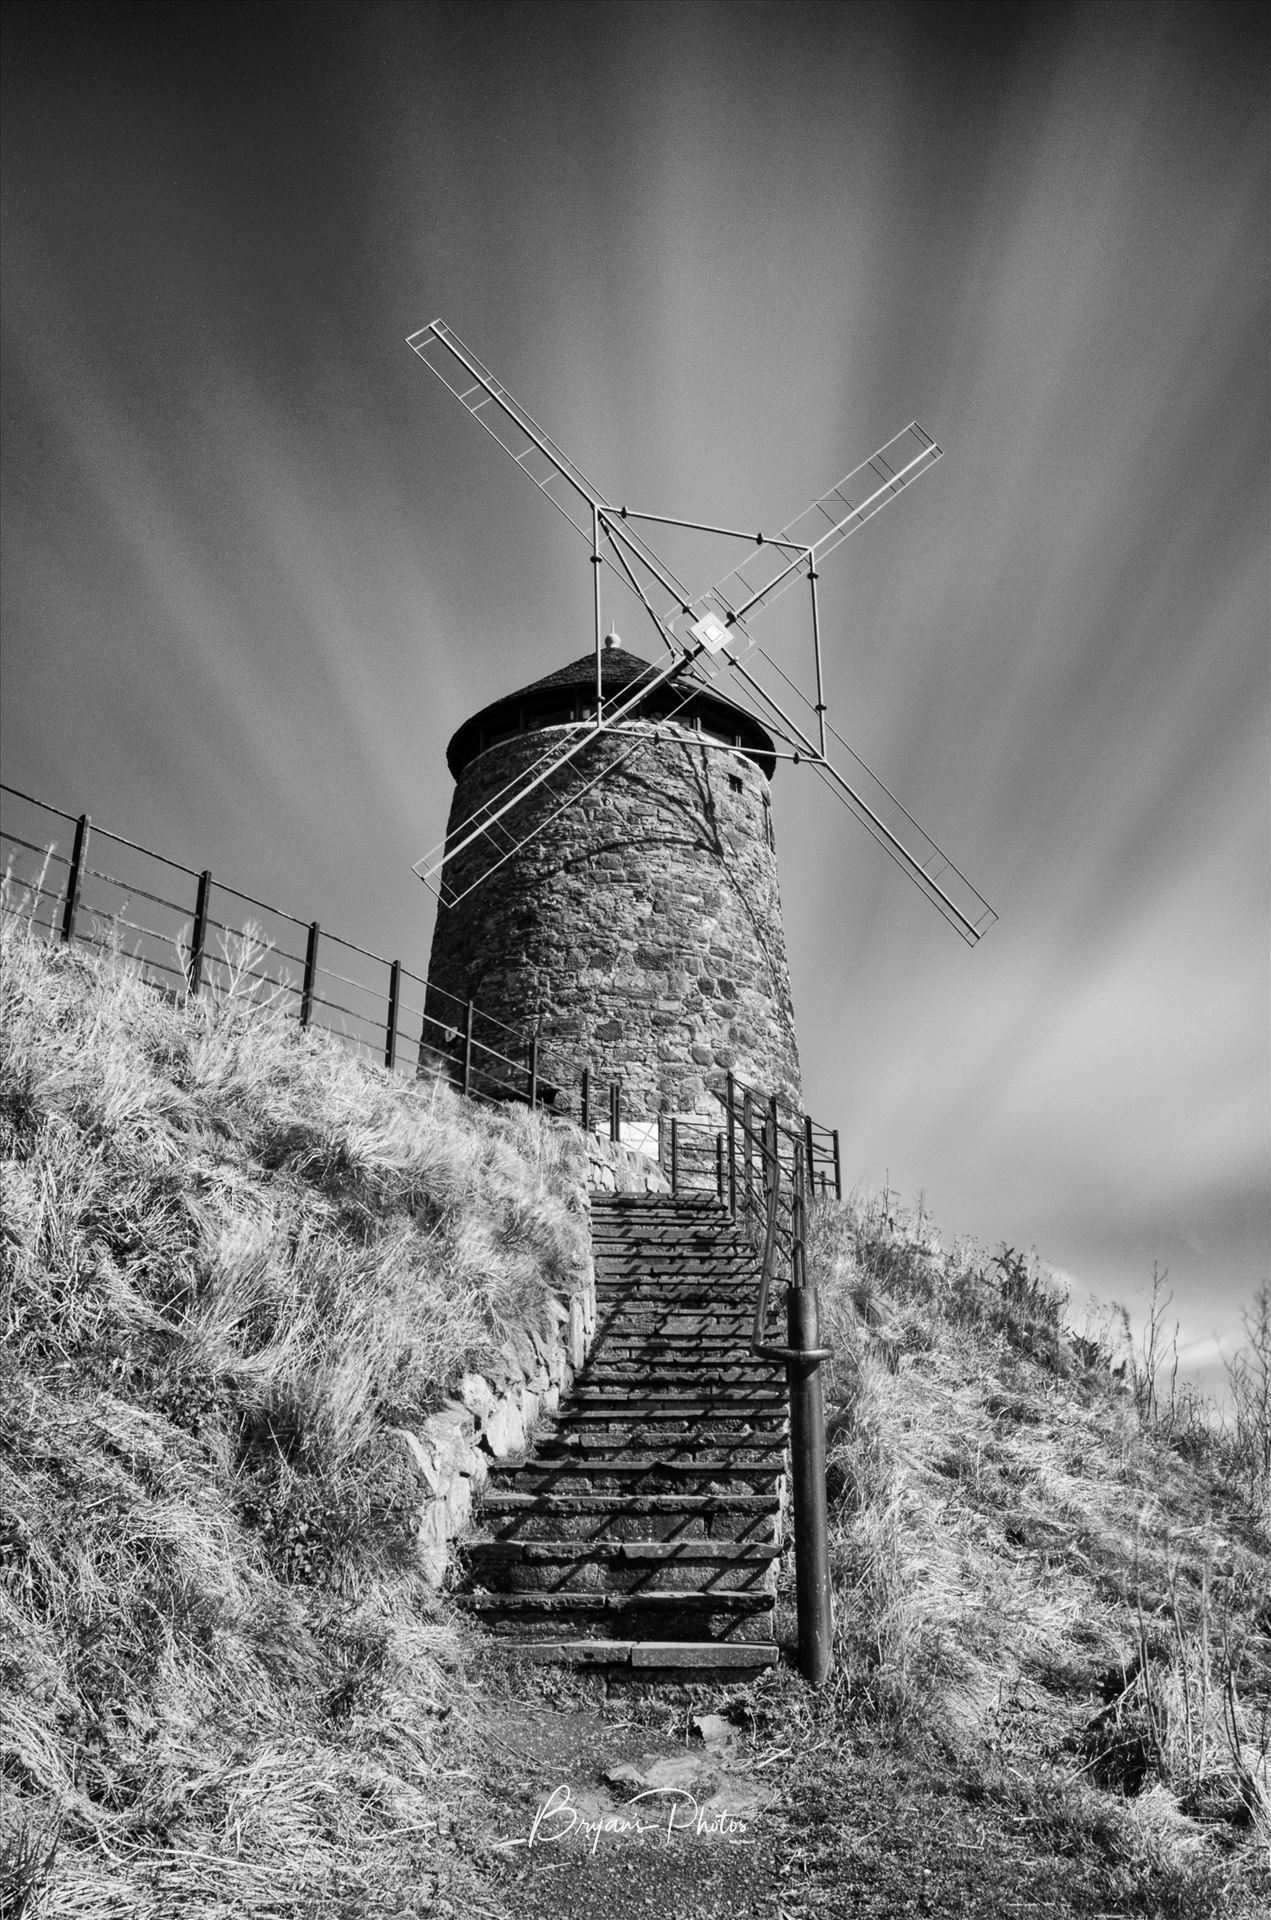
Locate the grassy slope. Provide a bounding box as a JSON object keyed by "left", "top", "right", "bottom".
{"left": 795, "top": 1197, "right": 1271, "bottom": 1914}
{"left": 2, "top": 918, "right": 1268, "bottom": 1919}
{"left": 0, "top": 918, "right": 590, "bottom": 1917}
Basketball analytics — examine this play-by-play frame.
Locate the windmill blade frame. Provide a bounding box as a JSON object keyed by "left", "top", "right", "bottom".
{"left": 407, "top": 319, "right": 995, "bottom": 942}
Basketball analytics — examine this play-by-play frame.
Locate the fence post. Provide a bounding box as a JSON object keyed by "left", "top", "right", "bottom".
{"left": 726, "top": 1072, "right": 737, "bottom": 1217}
{"left": 300, "top": 922, "right": 320, "bottom": 1027}
{"left": 804, "top": 1114, "right": 816, "bottom": 1202}
{"left": 528, "top": 1036, "right": 539, "bottom": 1110}
{"left": 609, "top": 1080, "right": 620, "bottom": 1145}
{"left": 581, "top": 1065, "right": 591, "bottom": 1135}
{"left": 187, "top": 868, "right": 212, "bottom": 995}
{"left": 832, "top": 1127, "right": 842, "bottom": 1200}
{"left": 670, "top": 1117, "right": 679, "bottom": 1195}
{"left": 385, "top": 960, "right": 402, "bottom": 1069}
{"left": 60, "top": 814, "right": 90, "bottom": 945}
{"left": 716, "top": 1132, "right": 724, "bottom": 1203}
{"left": 462, "top": 999, "right": 475, "bottom": 1097}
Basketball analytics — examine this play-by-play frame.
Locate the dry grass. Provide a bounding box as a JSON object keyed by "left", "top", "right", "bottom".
{"left": 0, "top": 912, "right": 591, "bottom": 1917}
{"left": 807, "top": 1190, "right": 1271, "bottom": 1914}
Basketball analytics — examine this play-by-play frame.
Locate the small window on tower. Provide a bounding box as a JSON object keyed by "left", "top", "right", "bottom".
{"left": 728, "top": 774, "right": 743, "bottom": 794}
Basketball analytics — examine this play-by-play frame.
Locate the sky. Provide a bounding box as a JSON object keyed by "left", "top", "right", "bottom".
{"left": 2, "top": 0, "right": 1267, "bottom": 1393}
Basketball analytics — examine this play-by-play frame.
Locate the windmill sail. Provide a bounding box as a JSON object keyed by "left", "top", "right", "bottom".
{"left": 407, "top": 320, "right": 994, "bottom": 942}
{"left": 720, "top": 652, "right": 995, "bottom": 943}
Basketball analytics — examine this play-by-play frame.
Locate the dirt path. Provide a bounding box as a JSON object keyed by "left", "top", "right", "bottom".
{"left": 444, "top": 1681, "right": 1207, "bottom": 1920}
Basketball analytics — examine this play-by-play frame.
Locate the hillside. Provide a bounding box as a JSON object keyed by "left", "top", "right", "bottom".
{"left": 1, "top": 915, "right": 1268, "bottom": 1919}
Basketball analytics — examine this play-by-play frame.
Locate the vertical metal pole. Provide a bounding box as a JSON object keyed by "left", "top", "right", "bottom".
{"left": 787, "top": 1284, "right": 832, "bottom": 1687}
{"left": 188, "top": 868, "right": 212, "bottom": 995}
{"left": 385, "top": 960, "right": 402, "bottom": 1069}
{"left": 609, "top": 1081, "right": 621, "bottom": 1145}
{"left": 804, "top": 1114, "right": 816, "bottom": 1204}
{"left": 60, "top": 814, "right": 90, "bottom": 944}
{"left": 592, "top": 504, "right": 604, "bottom": 719}
{"left": 769, "top": 1093, "right": 780, "bottom": 1199}
{"left": 462, "top": 999, "right": 475, "bottom": 1097}
{"left": 808, "top": 560, "right": 827, "bottom": 758}
{"left": 528, "top": 1036, "right": 539, "bottom": 1110}
{"left": 742, "top": 1090, "right": 754, "bottom": 1238}
{"left": 581, "top": 1065, "right": 591, "bottom": 1135}
{"left": 670, "top": 1118, "right": 679, "bottom": 1195}
{"left": 726, "top": 1072, "right": 737, "bottom": 1217}
{"left": 716, "top": 1133, "right": 725, "bottom": 1203}
{"left": 300, "top": 922, "right": 320, "bottom": 1027}
{"left": 832, "top": 1127, "right": 842, "bottom": 1201}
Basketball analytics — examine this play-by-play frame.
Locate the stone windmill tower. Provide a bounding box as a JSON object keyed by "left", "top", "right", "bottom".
{"left": 409, "top": 321, "right": 995, "bottom": 1130}
{"left": 425, "top": 635, "right": 801, "bottom": 1128}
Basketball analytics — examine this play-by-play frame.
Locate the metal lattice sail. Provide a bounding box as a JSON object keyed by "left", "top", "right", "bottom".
{"left": 407, "top": 319, "right": 995, "bottom": 945}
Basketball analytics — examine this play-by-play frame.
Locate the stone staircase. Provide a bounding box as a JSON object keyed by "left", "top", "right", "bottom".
{"left": 458, "top": 1191, "right": 787, "bottom": 1677}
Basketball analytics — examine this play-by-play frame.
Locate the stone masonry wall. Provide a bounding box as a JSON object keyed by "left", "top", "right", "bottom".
{"left": 426, "top": 722, "right": 802, "bottom": 1121}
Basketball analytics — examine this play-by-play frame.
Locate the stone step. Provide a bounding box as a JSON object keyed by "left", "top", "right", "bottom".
{"left": 478, "top": 1491, "right": 780, "bottom": 1541}
{"left": 587, "top": 1344, "right": 767, "bottom": 1359}
{"left": 594, "top": 1260, "right": 750, "bottom": 1270}
{"left": 542, "top": 1425, "right": 787, "bottom": 1450}
{"left": 578, "top": 1365, "right": 780, "bottom": 1388}
{"left": 552, "top": 1424, "right": 786, "bottom": 1450}
{"left": 590, "top": 1313, "right": 756, "bottom": 1335}
{"left": 457, "top": 1589, "right": 775, "bottom": 1643}
{"left": 586, "top": 1351, "right": 769, "bottom": 1371}
{"left": 498, "top": 1639, "right": 779, "bottom": 1673}
{"left": 594, "top": 1288, "right": 756, "bottom": 1305}
{"left": 535, "top": 1442, "right": 785, "bottom": 1470}
{"left": 487, "top": 1460, "right": 782, "bottom": 1497}
{"left": 592, "top": 1247, "right": 749, "bottom": 1261}
{"left": 467, "top": 1538, "right": 779, "bottom": 1593}
{"left": 594, "top": 1272, "right": 751, "bottom": 1283}
{"left": 583, "top": 1374, "right": 783, "bottom": 1405}
{"left": 560, "top": 1395, "right": 786, "bottom": 1418}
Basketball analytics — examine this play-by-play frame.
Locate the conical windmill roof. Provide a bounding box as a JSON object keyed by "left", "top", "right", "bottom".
{"left": 445, "top": 642, "right": 776, "bottom": 779}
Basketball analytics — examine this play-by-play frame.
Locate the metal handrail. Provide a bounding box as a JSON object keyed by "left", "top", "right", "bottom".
{"left": 722, "top": 1071, "right": 834, "bottom": 1686}
{"left": 749, "top": 1146, "right": 831, "bottom": 1366}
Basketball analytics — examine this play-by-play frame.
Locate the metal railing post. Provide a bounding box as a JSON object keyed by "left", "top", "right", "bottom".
{"left": 462, "top": 999, "right": 475, "bottom": 1097}
{"left": 60, "top": 813, "right": 90, "bottom": 944}
{"left": 609, "top": 1080, "right": 621, "bottom": 1145}
{"left": 804, "top": 1114, "right": 816, "bottom": 1201}
{"left": 300, "top": 922, "right": 320, "bottom": 1027}
{"left": 581, "top": 1065, "right": 591, "bottom": 1134}
{"left": 832, "top": 1127, "right": 842, "bottom": 1200}
{"left": 726, "top": 1071, "right": 737, "bottom": 1217}
{"left": 670, "top": 1117, "right": 679, "bottom": 1195}
{"left": 528, "top": 1036, "right": 539, "bottom": 1110}
{"left": 742, "top": 1089, "right": 754, "bottom": 1239}
{"left": 768, "top": 1094, "right": 780, "bottom": 1236}
{"left": 716, "top": 1132, "right": 724, "bottom": 1203}
{"left": 187, "top": 868, "right": 212, "bottom": 995}
{"left": 787, "top": 1283, "right": 833, "bottom": 1687}
{"left": 385, "top": 960, "right": 402, "bottom": 1069}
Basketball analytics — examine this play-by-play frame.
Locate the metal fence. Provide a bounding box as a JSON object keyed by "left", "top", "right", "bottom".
{"left": 0, "top": 782, "right": 542, "bottom": 1107}
{"left": 1, "top": 782, "right": 845, "bottom": 1183}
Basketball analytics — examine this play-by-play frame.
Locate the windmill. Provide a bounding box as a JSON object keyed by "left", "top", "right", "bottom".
{"left": 406, "top": 319, "right": 995, "bottom": 946}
